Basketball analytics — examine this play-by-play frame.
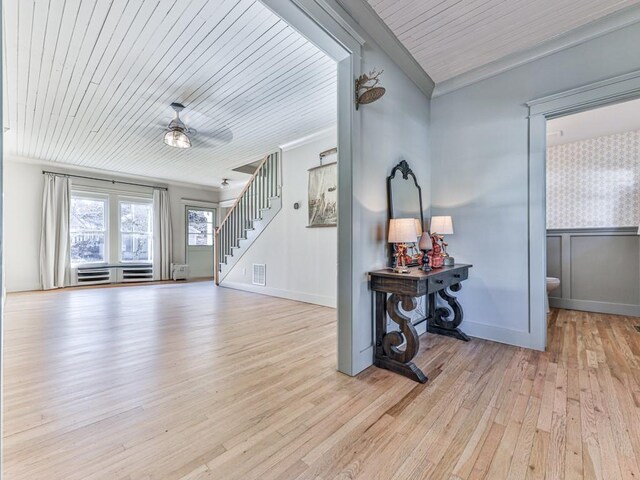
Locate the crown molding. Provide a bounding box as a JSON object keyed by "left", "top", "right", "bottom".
{"left": 5, "top": 155, "right": 222, "bottom": 192}
{"left": 433, "top": 4, "right": 640, "bottom": 98}
{"left": 336, "top": 0, "right": 435, "bottom": 98}
{"left": 279, "top": 125, "right": 337, "bottom": 151}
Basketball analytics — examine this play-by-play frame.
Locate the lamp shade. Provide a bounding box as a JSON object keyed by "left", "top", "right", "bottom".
{"left": 418, "top": 232, "right": 433, "bottom": 251}
{"left": 430, "top": 216, "right": 453, "bottom": 235}
{"left": 388, "top": 218, "right": 418, "bottom": 244}
{"left": 414, "top": 218, "right": 423, "bottom": 236}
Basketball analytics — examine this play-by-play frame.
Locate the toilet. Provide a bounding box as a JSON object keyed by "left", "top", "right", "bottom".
{"left": 545, "top": 277, "right": 560, "bottom": 314}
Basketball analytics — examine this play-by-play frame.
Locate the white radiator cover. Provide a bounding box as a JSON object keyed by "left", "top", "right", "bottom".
{"left": 71, "top": 264, "right": 154, "bottom": 286}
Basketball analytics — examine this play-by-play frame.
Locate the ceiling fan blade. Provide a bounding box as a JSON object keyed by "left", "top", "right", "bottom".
{"left": 196, "top": 125, "right": 233, "bottom": 144}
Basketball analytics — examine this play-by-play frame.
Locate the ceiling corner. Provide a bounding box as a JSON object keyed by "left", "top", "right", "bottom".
{"left": 336, "top": 0, "right": 435, "bottom": 98}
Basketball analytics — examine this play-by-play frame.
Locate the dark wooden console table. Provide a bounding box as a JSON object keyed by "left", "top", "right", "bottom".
{"left": 369, "top": 264, "right": 472, "bottom": 383}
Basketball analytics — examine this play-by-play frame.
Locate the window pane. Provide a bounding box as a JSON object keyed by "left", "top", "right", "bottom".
{"left": 71, "top": 198, "right": 105, "bottom": 231}
{"left": 121, "top": 202, "right": 152, "bottom": 233}
{"left": 121, "top": 233, "right": 151, "bottom": 261}
{"left": 70, "top": 233, "right": 105, "bottom": 263}
{"left": 187, "top": 209, "right": 214, "bottom": 246}
{"left": 188, "top": 209, "right": 213, "bottom": 224}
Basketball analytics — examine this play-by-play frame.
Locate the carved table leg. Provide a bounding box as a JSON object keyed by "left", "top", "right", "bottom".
{"left": 374, "top": 292, "right": 427, "bottom": 383}
{"left": 427, "top": 283, "right": 470, "bottom": 341}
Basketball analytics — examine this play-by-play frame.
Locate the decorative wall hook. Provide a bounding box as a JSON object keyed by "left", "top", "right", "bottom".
{"left": 355, "top": 69, "right": 385, "bottom": 110}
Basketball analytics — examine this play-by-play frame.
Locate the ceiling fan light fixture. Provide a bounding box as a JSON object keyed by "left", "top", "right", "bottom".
{"left": 164, "top": 129, "right": 191, "bottom": 149}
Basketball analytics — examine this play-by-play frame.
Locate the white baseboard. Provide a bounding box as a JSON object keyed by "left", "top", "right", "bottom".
{"left": 460, "top": 321, "right": 541, "bottom": 351}
{"left": 219, "top": 280, "right": 336, "bottom": 308}
{"left": 6, "top": 283, "right": 41, "bottom": 293}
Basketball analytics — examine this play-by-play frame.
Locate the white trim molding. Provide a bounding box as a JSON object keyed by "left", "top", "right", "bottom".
{"left": 5, "top": 155, "right": 219, "bottom": 192}
{"left": 434, "top": 4, "right": 640, "bottom": 98}
{"left": 279, "top": 125, "right": 337, "bottom": 151}
{"left": 221, "top": 281, "right": 336, "bottom": 308}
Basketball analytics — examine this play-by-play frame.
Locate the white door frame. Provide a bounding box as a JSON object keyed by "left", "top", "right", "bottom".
{"left": 185, "top": 205, "right": 217, "bottom": 278}
{"left": 527, "top": 69, "right": 640, "bottom": 350}
{"left": 260, "top": 0, "right": 365, "bottom": 375}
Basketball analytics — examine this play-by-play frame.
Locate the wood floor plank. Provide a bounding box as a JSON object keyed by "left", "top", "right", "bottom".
{"left": 4, "top": 288, "right": 640, "bottom": 480}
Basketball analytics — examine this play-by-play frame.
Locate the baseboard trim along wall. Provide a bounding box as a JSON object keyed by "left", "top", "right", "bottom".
{"left": 220, "top": 281, "right": 336, "bottom": 308}
{"left": 460, "top": 321, "right": 534, "bottom": 349}
{"left": 550, "top": 298, "right": 640, "bottom": 317}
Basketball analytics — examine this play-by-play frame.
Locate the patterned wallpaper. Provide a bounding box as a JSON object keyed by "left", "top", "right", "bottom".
{"left": 546, "top": 129, "right": 640, "bottom": 229}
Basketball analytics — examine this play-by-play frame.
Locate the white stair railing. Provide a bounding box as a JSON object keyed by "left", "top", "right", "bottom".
{"left": 214, "top": 151, "right": 280, "bottom": 285}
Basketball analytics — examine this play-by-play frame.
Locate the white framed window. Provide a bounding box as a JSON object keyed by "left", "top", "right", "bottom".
{"left": 70, "top": 193, "right": 109, "bottom": 265}
{"left": 119, "top": 200, "right": 153, "bottom": 262}
{"left": 187, "top": 208, "right": 215, "bottom": 246}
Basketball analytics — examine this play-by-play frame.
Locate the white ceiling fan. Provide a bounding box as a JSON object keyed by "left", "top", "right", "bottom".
{"left": 162, "top": 102, "right": 233, "bottom": 149}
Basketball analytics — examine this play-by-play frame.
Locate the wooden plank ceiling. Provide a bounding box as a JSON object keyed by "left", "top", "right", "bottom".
{"left": 367, "top": 0, "right": 640, "bottom": 83}
{"left": 3, "top": 0, "right": 337, "bottom": 187}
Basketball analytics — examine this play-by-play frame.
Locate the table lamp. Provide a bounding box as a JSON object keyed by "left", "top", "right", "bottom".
{"left": 430, "top": 216, "right": 454, "bottom": 266}
{"left": 388, "top": 218, "right": 418, "bottom": 273}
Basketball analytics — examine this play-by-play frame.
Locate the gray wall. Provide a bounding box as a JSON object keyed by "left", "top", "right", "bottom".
{"left": 352, "top": 39, "right": 431, "bottom": 370}
{"left": 431, "top": 22, "right": 640, "bottom": 347}
{"left": 547, "top": 228, "right": 640, "bottom": 316}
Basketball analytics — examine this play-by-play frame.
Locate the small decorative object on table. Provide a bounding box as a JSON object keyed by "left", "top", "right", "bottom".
{"left": 431, "top": 216, "right": 455, "bottom": 266}
{"left": 418, "top": 232, "right": 432, "bottom": 271}
{"left": 388, "top": 218, "right": 418, "bottom": 273}
{"left": 428, "top": 235, "right": 445, "bottom": 268}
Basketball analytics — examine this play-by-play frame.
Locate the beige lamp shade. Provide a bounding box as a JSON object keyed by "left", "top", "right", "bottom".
{"left": 414, "top": 218, "right": 423, "bottom": 236}
{"left": 430, "top": 215, "right": 454, "bottom": 235}
{"left": 388, "top": 218, "right": 418, "bottom": 244}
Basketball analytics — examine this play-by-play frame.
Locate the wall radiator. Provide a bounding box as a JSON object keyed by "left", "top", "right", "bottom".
{"left": 71, "top": 264, "right": 154, "bottom": 286}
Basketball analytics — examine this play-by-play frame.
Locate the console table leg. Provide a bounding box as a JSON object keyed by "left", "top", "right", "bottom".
{"left": 374, "top": 292, "right": 427, "bottom": 383}
{"left": 427, "top": 283, "right": 470, "bottom": 341}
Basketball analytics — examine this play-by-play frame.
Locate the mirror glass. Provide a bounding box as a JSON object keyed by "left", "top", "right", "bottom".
{"left": 389, "top": 175, "right": 423, "bottom": 230}
{"left": 387, "top": 160, "right": 424, "bottom": 266}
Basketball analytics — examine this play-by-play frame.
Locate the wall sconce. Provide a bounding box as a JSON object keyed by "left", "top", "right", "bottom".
{"left": 355, "top": 69, "right": 385, "bottom": 110}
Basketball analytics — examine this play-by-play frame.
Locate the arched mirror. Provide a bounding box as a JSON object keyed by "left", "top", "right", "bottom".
{"left": 387, "top": 160, "right": 424, "bottom": 266}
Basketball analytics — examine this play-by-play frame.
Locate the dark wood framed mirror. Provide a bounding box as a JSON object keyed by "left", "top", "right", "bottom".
{"left": 387, "top": 160, "right": 424, "bottom": 267}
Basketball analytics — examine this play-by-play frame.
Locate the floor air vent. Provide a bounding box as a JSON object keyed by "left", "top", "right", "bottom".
{"left": 252, "top": 264, "right": 266, "bottom": 286}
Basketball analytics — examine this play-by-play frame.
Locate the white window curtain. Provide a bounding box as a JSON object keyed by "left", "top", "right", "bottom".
{"left": 153, "top": 189, "right": 173, "bottom": 280}
{"left": 40, "top": 173, "right": 71, "bottom": 289}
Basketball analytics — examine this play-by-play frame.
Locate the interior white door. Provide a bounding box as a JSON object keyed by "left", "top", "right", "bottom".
{"left": 185, "top": 206, "right": 216, "bottom": 278}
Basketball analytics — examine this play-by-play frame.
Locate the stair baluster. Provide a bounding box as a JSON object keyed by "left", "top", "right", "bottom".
{"left": 214, "top": 151, "right": 281, "bottom": 285}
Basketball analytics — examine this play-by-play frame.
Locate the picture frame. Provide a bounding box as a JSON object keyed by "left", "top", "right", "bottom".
{"left": 307, "top": 162, "right": 337, "bottom": 228}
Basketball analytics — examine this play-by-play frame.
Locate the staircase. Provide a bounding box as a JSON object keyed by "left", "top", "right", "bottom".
{"left": 215, "top": 152, "right": 281, "bottom": 285}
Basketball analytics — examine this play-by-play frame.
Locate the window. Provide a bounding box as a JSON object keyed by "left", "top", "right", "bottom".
{"left": 70, "top": 195, "right": 108, "bottom": 264}
{"left": 187, "top": 208, "right": 215, "bottom": 246}
{"left": 120, "top": 201, "right": 153, "bottom": 262}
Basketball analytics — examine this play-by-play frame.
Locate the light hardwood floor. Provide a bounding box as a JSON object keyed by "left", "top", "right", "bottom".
{"left": 3, "top": 283, "right": 640, "bottom": 479}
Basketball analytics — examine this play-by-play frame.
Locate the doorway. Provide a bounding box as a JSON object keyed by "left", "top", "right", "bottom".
{"left": 186, "top": 206, "right": 216, "bottom": 279}
{"left": 527, "top": 71, "right": 640, "bottom": 350}
{"left": 545, "top": 99, "right": 640, "bottom": 317}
